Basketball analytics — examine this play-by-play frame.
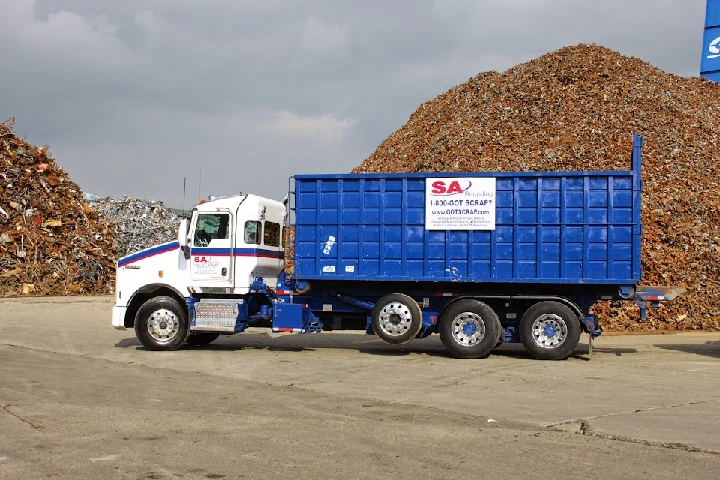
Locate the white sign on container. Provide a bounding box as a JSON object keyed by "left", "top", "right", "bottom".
{"left": 425, "top": 178, "right": 496, "bottom": 230}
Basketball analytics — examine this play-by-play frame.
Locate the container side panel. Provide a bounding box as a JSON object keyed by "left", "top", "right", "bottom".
{"left": 292, "top": 167, "right": 640, "bottom": 285}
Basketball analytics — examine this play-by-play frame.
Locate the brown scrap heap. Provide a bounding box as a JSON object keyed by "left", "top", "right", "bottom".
{"left": 0, "top": 119, "right": 115, "bottom": 297}
{"left": 283, "top": 227, "right": 295, "bottom": 277}
{"left": 352, "top": 44, "right": 720, "bottom": 332}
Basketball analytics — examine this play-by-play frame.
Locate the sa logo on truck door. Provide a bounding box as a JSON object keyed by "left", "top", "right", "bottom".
{"left": 194, "top": 256, "right": 209, "bottom": 263}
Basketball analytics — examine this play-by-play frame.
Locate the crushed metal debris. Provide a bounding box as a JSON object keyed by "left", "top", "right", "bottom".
{"left": 88, "top": 197, "right": 181, "bottom": 259}
{"left": 0, "top": 119, "right": 115, "bottom": 296}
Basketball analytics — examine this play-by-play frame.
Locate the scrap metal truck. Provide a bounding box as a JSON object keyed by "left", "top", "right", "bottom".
{"left": 111, "top": 134, "right": 682, "bottom": 360}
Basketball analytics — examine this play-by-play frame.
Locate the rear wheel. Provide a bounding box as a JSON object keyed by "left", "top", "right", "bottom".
{"left": 439, "top": 299, "right": 501, "bottom": 359}
{"left": 186, "top": 333, "right": 221, "bottom": 346}
{"left": 370, "top": 293, "right": 422, "bottom": 344}
{"left": 519, "top": 301, "right": 581, "bottom": 360}
{"left": 134, "top": 296, "right": 189, "bottom": 351}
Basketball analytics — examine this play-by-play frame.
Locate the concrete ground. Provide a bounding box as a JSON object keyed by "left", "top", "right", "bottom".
{"left": 1, "top": 296, "right": 719, "bottom": 479}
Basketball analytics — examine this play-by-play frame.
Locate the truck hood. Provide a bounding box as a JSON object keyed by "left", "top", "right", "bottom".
{"left": 115, "top": 241, "right": 190, "bottom": 308}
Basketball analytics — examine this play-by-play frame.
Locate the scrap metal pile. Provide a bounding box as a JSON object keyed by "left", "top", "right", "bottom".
{"left": 352, "top": 44, "right": 720, "bottom": 332}
{"left": 283, "top": 227, "right": 295, "bottom": 277}
{"left": 0, "top": 119, "right": 115, "bottom": 296}
{"left": 89, "top": 197, "right": 182, "bottom": 259}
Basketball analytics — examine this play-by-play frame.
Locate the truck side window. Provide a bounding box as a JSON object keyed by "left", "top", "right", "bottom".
{"left": 244, "top": 221, "right": 261, "bottom": 245}
{"left": 194, "top": 213, "right": 230, "bottom": 247}
{"left": 264, "top": 221, "right": 281, "bottom": 247}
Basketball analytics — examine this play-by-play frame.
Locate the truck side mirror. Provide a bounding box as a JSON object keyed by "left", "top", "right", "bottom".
{"left": 178, "top": 218, "right": 190, "bottom": 258}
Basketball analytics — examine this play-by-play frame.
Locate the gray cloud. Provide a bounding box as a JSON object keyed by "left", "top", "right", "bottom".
{"left": 0, "top": 0, "right": 708, "bottom": 206}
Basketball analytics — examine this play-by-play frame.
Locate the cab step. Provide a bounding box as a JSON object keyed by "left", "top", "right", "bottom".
{"left": 189, "top": 298, "right": 242, "bottom": 332}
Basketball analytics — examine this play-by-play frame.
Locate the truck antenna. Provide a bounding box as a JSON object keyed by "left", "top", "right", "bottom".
{"left": 182, "top": 176, "right": 187, "bottom": 215}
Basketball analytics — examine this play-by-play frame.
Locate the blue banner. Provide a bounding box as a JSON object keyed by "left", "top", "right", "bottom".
{"left": 701, "top": 0, "right": 720, "bottom": 80}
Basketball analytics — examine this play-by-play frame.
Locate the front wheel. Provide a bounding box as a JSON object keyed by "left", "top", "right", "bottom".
{"left": 438, "top": 299, "right": 501, "bottom": 359}
{"left": 134, "top": 296, "right": 189, "bottom": 351}
{"left": 519, "top": 301, "right": 581, "bottom": 360}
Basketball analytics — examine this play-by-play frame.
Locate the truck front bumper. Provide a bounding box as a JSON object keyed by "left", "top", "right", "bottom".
{"left": 112, "top": 305, "right": 128, "bottom": 330}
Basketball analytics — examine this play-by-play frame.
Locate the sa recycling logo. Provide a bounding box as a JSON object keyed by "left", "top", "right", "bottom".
{"left": 708, "top": 36, "right": 720, "bottom": 59}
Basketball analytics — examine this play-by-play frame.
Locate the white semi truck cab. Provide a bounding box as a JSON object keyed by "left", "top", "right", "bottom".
{"left": 112, "top": 193, "right": 292, "bottom": 349}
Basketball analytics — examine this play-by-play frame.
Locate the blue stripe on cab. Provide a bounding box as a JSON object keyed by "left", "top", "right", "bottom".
{"left": 118, "top": 244, "right": 283, "bottom": 268}
{"left": 190, "top": 247, "right": 283, "bottom": 259}
{"left": 118, "top": 242, "right": 180, "bottom": 267}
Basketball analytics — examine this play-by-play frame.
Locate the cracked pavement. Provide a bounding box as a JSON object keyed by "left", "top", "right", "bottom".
{"left": 2, "top": 404, "right": 43, "bottom": 431}
{"left": 1, "top": 296, "right": 719, "bottom": 478}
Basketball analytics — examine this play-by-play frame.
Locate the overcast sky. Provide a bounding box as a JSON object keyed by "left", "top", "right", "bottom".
{"left": 0, "top": 0, "right": 708, "bottom": 208}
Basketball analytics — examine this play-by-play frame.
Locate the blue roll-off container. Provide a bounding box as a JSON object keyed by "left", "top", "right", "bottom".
{"left": 290, "top": 135, "right": 643, "bottom": 288}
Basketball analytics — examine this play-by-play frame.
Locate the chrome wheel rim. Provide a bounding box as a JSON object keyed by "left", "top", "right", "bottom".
{"left": 531, "top": 314, "right": 568, "bottom": 348}
{"left": 147, "top": 309, "right": 179, "bottom": 343}
{"left": 451, "top": 312, "right": 486, "bottom": 347}
{"left": 378, "top": 302, "right": 413, "bottom": 337}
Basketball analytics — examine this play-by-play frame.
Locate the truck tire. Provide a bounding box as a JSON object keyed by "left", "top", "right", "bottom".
{"left": 438, "top": 299, "right": 501, "bottom": 359}
{"left": 371, "top": 293, "right": 422, "bottom": 344}
{"left": 134, "top": 296, "right": 189, "bottom": 351}
{"left": 519, "top": 301, "right": 581, "bottom": 360}
{"left": 186, "top": 333, "right": 221, "bottom": 346}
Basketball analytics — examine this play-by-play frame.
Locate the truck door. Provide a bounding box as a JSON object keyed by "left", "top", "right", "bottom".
{"left": 189, "top": 210, "right": 235, "bottom": 288}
